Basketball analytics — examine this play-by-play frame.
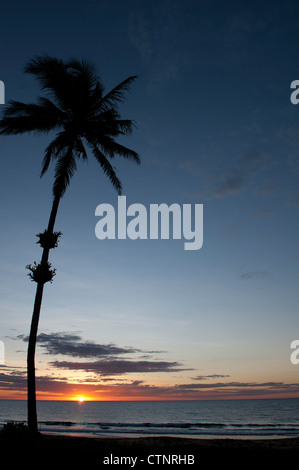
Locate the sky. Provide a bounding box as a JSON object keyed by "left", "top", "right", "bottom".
{"left": 0, "top": 0, "right": 299, "bottom": 402}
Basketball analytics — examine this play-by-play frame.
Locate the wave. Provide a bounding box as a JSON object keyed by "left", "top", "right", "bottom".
{"left": 41, "top": 421, "right": 75, "bottom": 426}
{"left": 39, "top": 420, "right": 299, "bottom": 428}
{"left": 31, "top": 420, "right": 299, "bottom": 437}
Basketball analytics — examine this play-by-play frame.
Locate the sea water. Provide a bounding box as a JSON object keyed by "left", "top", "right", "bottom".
{"left": 0, "top": 398, "right": 298, "bottom": 439}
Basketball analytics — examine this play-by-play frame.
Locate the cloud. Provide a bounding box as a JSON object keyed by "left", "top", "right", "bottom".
{"left": 193, "top": 374, "right": 231, "bottom": 380}
{"left": 174, "top": 381, "right": 286, "bottom": 389}
{"left": 213, "top": 175, "right": 244, "bottom": 198}
{"left": 239, "top": 271, "right": 272, "bottom": 281}
{"left": 1, "top": 368, "right": 299, "bottom": 400}
{"left": 128, "top": 11, "right": 153, "bottom": 65}
{"left": 51, "top": 359, "right": 189, "bottom": 376}
{"left": 168, "top": 381, "right": 299, "bottom": 400}
{"left": 17, "top": 331, "right": 188, "bottom": 378}
{"left": 0, "top": 370, "right": 26, "bottom": 390}
{"left": 18, "top": 332, "right": 140, "bottom": 358}
{"left": 251, "top": 209, "right": 275, "bottom": 219}
{"left": 181, "top": 150, "right": 275, "bottom": 202}
{"left": 128, "top": 1, "right": 198, "bottom": 90}
{"left": 213, "top": 151, "right": 271, "bottom": 199}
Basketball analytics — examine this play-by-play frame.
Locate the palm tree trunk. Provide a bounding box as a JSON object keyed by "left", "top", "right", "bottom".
{"left": 27, "top": 196, "right": 60, "bottom": 433}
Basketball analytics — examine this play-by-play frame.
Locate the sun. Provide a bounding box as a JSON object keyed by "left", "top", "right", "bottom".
{"left": 77, "top": 396, "right": 85, "bottom": 403}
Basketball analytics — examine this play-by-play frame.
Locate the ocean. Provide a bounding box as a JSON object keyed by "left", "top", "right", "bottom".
{"left": 0, "top": 398, "right": 299, "bottom": 439}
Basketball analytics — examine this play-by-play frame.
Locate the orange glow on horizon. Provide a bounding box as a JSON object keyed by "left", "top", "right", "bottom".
{"left": 1, "top": 383, "right": 299, "bottom": 402}
{"left": 1, "top": 390, "right": 299, "bottom": 401}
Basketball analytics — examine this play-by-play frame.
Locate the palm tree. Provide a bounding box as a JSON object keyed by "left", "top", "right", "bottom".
{"left": 0, "top": 55, "right": 140, "bottom": 433}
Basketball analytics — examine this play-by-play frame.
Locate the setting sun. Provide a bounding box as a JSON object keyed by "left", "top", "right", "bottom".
{"left": 77, "top": 397, "right": 85, "bottom": 403}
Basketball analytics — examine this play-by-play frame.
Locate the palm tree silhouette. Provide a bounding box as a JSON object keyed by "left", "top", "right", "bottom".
{"left": 0, "top": 55, "right": 140, "bottom": 433}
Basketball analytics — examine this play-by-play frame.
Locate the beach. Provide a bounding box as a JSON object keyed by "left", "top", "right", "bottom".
{"left": 1, "top": 432, "right": 298, "bottom": 467}
{"left": 1, "top": 400, "right": 299, "bottom": 466}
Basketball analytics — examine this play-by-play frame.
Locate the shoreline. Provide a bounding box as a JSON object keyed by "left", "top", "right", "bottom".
{"left": 37, "top": 430, "right": 298, "bottom": 440}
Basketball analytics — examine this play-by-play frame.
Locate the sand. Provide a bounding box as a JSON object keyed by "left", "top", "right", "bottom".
{"left": 1, "top": 432, "right": 299, "bottom": 466}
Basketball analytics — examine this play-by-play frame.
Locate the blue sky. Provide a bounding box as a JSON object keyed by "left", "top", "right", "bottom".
{"left": 1, "top": 0, "right": 299, "bottom": 400}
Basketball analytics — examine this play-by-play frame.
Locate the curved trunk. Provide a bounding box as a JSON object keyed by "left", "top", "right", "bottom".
{"left": 27, "top": 196, "right": 60, "bottom": 433}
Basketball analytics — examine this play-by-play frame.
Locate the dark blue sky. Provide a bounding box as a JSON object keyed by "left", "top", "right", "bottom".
{"left": 1, "top": 0, "right": 299, "bottom": 400}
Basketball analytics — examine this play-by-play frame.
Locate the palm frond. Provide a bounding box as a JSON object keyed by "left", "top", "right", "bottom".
{"left": 97, "top": 136, "right": 140, "bottom": 164}
{"left": 100, "top": 76, "right": 137, "bottom": 110}
{"left": 90, "top": 82, "right": 105, "bottom": 112}
{"left": 67, "top": 58, "right": 98, "bottom": 89}
{"left": 24, "top": 55, "right": 77, "bottom": 112}
{"left": 41, "top": 132, "right": 68, "bottom": 177}
{"left": 74, "top": 137, "right": 88, "bottom": 160}
{"left": 24, "top": 55, "right": 67, "bottom": 92}
{"left": 53, "top": 147, "right": 77, "bottom": 198}
{"left": 0, "top": 55, "right": 140, "bottom": 200}
{"left": 0, "top": 99, "right": 65, "bottom": 135}
{"left": 91, "top": 144, "right": 122, "bottom": 194}
{"left": 89, "top": 110, "right": 135, "bottom": 137}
